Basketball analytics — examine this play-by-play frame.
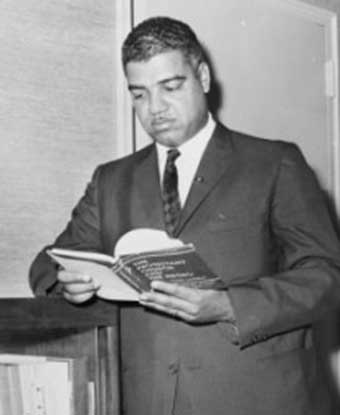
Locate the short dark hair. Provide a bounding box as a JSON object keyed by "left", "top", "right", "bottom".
{"left": 122, "top": 16, "right": 206, "bottom": 70}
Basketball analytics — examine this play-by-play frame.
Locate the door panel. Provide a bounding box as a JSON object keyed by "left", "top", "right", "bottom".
{"left": 133, "top": 0, "right": 339, "bottom": 207}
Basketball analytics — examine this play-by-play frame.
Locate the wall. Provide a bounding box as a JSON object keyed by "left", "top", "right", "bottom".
{"left": 0, "top": 0, "right": 125, "bottom": 296}
{"left": 134, "top": 0, "right": 340, "bottom": 211}
{"left": 1, "top": 0, "right": 339, "bottom": 297}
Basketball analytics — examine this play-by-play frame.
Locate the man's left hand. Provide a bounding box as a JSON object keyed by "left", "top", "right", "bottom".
{"left": 139, "top": 280, "right": 235, "bottom": 324}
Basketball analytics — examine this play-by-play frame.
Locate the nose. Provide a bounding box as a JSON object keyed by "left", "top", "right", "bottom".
{"left": 149, "top": 90, "right": 168, "bottom": 115}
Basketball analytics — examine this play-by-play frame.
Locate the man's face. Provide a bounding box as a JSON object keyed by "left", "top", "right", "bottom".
{"left": 126, "top": 50, "right": 210, "bottom": 147}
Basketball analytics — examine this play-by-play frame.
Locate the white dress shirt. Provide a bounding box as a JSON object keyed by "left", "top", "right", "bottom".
{"left": 156, "top": 114, "right": 216, "bottom": 206}
{"left": 155, "top": 114, "right": 238, "bottom": 334}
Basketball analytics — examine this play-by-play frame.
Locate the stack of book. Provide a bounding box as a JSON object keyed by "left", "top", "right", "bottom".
{"left": 0, "top": 354, "right": 89, "bottom": 415}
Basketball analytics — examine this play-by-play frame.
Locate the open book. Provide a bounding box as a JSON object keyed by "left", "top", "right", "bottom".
{"left": 48, "top": 229, "right": 225, "bottom": 301}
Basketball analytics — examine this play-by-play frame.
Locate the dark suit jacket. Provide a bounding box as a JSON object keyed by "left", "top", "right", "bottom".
{"left": 30, "top": 124, "right": 340, "bottom": 415}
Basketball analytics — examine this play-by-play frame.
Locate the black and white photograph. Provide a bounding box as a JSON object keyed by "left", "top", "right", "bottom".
{"left": 1, "top": 1, "right": 340, "bottom": 414}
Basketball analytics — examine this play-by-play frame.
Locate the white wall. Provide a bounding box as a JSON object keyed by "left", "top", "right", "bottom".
{"left": 0, "top": 0, "right": 124, "bottom": 296}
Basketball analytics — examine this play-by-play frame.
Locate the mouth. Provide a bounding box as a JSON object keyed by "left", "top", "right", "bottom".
{"left": 151, "top": 118, "right": 173, "bottom": 130}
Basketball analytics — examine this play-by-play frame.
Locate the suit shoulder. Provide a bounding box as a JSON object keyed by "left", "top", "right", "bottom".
{"left": 228, "top": 128, "right": 304, "bottom": 164}
{"left": 96, "top": 143, "right": 154, "bottom": 174}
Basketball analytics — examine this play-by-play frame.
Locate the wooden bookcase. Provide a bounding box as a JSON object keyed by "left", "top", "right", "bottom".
{"left": 0, "top": 298, "right": 120, "bottom": 415}
{"left": 1, "top": 299, "right": 339, "bottom": 415}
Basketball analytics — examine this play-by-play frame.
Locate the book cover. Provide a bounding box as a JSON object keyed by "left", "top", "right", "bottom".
{"left": 114, "top": 244, "right": 225, "bottom": 291}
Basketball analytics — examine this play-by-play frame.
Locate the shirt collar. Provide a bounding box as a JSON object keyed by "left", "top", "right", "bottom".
{"left": 156, "top": 113, "right": 216, "bottom": 160}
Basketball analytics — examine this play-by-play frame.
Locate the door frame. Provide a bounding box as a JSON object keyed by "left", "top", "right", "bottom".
{"left": 115, "top": 0, "right": 340, "bottom": 216}
{"left": 278, "top": 0, "right": 340, "bottom": 215}
{"left": 114, "top": 0, "right": 134, "bottom": 157}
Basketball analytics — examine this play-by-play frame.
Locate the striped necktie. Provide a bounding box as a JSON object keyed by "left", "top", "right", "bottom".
{"left": 162, "top": 148, "right": 181, "bottom": 237}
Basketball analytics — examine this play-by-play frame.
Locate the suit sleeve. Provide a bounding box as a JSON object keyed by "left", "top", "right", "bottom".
{"left": 29, "top": 166, "right": 103, "bottom": 296}
{"left": 227, "top": 143, "right": 340, "bottom": 347}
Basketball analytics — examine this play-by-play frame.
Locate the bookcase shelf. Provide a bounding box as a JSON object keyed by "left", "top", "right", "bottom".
{"left": 0, "top": 298, "right": 120, "bottom": 415}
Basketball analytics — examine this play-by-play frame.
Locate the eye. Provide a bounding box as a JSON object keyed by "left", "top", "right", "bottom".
{"left": 130, "top": 90, "right": 145, "bottom": 101}
{"left": 163, "top": 79, "right": 184, "bottom": 92}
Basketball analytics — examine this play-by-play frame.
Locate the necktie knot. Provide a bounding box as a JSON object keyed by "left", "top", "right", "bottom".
{"left": 164, "top": 149, "right": 180, "bottom": 182}
{"left": 167, "top": 148, "right": 180, "bottom": 163}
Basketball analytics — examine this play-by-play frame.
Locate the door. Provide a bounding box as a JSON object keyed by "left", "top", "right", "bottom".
{"left": 132, "top": 0, "right": 339, "bottom": 213}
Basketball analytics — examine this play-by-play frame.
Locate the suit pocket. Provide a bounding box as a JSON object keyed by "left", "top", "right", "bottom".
{"left": 245, "top": 328, "right": 312, "bottom": 361}
{"left": 207, "top": 212, "right": 267, "bottom": 232}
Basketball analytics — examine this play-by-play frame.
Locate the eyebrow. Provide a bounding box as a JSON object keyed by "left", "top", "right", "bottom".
{"left": 159, "top": 75, "right": 186, "bottom": 85}
{"left": 128, "top": 75, "right": 187, "bottom": 91}
{"left": 128, "top": 84, "right": 144, "bottom": 92}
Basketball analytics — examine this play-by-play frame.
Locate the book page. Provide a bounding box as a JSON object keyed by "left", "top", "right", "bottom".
{"left": 100, "top": 228, "right": 184, "bottom": 300}
{"left": 114, "top": 228, "right": 184, "bottom": 255}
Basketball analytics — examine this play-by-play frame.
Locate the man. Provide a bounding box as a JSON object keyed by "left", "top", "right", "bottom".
{"left": 30, "top": 16, "right": 340, "bottom": 415}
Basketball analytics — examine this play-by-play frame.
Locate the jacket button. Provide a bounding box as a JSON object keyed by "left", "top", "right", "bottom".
{"left": 195, "top": 176, "right": 204, "bottom": 183}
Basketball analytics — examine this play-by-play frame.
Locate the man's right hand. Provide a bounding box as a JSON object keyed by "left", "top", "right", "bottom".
{"left": 57, "top": 270, "right": 100, "bottom": 304}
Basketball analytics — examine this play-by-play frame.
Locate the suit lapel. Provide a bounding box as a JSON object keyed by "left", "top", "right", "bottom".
{"left": 176, "top": 124, "right": 234, "bottom": 235}
{"left": 133, "top": 145, "right": 165, "bottom": 229}
{"left": 130, "top": 124, "right": 234, "bottom": 235}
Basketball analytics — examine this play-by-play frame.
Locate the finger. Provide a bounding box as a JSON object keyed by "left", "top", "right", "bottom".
{"left": 151, "top": 280, "right": 200, "bottom": 301}
{"left": 57, "top": 270, "right": 92, "bottom": 284}
{"left": 62, "top": 282, "right": 99, "bottom": 296}
{"left": 139, "top": 299, "right": 194, "bottom": 321}
{"left": 139, "top": 291, "right": 193, "bottom": 314}
{"left": 57, "top": 270, "right": 100, "bottom": 295}
{"left": 63, "top": 290, "right": 95, "bottom": 304}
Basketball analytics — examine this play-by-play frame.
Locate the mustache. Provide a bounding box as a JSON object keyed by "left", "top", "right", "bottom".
{"left": 151, "top": 117, "right": 173, "bottom": 124}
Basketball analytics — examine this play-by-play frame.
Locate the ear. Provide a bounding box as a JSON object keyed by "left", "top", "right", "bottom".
{"left": 197, "top": 62, "right": 211, "bottom": 93}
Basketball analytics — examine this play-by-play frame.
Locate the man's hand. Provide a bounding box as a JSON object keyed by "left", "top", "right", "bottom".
{"left": 57, "top": 270, "right": 100, "bottom": 304}
{"left": 139, "top": 280, "right": 235, "bottom": 324}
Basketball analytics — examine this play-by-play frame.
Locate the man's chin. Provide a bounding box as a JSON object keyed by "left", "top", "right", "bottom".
{"left": 151, "top": 130, "right": 181, "bottom": 147}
